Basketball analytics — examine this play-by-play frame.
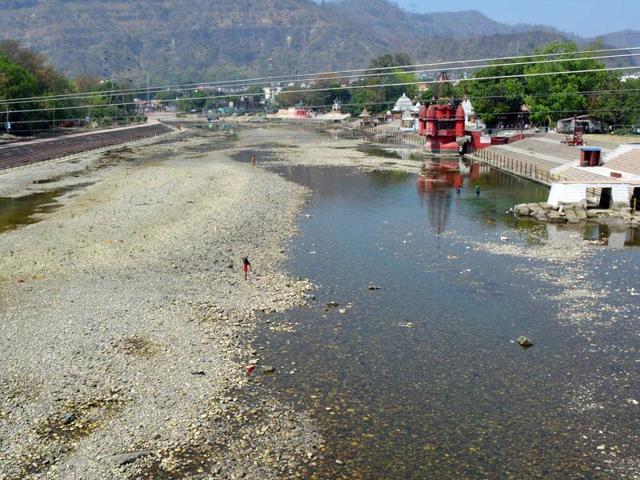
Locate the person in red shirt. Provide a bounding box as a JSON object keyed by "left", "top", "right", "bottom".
{"left": 242, "top": 257, "right": 251, "bottom": 280}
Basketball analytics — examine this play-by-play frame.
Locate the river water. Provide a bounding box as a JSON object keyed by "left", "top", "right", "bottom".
{"left": 248, "top": 155, "right": 640, "bottom": 479}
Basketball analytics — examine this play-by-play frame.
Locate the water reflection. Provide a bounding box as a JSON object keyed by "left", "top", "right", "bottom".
{"left": 547, "top": 223, "right": 640, "bottom": 248}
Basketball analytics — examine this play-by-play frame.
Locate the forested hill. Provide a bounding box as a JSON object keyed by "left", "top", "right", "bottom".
{"left": 0, "top": 0, "right": 631, "bottom": 83}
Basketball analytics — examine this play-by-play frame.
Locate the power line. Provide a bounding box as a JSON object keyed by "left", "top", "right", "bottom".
{"left": 2, "top": 46, "right": 639, "bottom": 106}
{"left": 7, "top": 86, "right": 640, "bottom": 128}
{"left": 6, "top": 64, "right": 640, "bottom": 116}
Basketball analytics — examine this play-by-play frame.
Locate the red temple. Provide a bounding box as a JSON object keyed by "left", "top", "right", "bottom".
{"left": 418, "top": 101, "right": 466, "bottom": 154}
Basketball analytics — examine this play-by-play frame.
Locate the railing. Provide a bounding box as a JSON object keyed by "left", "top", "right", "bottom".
{"left": 340, "top": 127, "right": 426, "bottom": 148}
{"left": 466, "top": 148, "right": 559, "bottom": 185}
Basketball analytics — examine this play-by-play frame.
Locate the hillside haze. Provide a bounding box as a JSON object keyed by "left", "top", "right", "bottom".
{"left": 0, "top": 0, "right": 633, "bottom": 83}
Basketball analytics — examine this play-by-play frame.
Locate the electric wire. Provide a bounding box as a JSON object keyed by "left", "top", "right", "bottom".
{"left": 2, "top": 46, "right": 639, "bottom": 106}
{"left": 5, "top": 64, "right": 640, "bottom": 116}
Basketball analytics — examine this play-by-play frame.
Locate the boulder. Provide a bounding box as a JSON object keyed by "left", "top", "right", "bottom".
{"left": 565, "top": 211, "right": 580, "bottom": 224}
{"left": 517, "top": 336, "right": 533, "bottom": 348}
{"left": 547, "top": 211, "right": 566, "bottom": 223}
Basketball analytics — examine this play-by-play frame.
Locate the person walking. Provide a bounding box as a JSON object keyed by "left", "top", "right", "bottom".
{"left": 475, "top": 184, "right": 481, "bottom": 196}
{"left": 242, "top": 257, "right": 251, "bottom": 280}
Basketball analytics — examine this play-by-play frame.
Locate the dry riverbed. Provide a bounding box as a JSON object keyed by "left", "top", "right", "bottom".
{"left": 0, "top": 128, "right": 325, "bottom": 479}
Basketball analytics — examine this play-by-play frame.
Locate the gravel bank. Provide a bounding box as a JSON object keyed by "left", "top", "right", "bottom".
{"left": 234, "top": 125, "right": 424, "bottom": 173}
{"left": 0, "top": 128, "right": 321, "bottom": 479}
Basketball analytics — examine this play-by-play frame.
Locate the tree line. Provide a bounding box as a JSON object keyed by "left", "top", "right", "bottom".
{"left": 0, "top": 40, "right": 141, "bottom": 136}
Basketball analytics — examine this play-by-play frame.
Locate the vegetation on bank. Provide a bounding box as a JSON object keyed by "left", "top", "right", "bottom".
{"left": 0, "top": 40, "right": 141, "bottom": 135}
{"left": 2, "top": 39, "right": 639, "bottom": 135}
{"left": 461, "top": 42, "right": 640, "bottom": 130}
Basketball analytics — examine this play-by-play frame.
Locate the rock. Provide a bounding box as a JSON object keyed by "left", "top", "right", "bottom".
{"left": 547, "top": 211, "right": 567, "bottom": 223}
{"left": 191, "top": 371, "right": 206, "bottom": 376}
{"left": 335, "top": 459, "right": 345, "bottom": 465}
{"left": 575, "top": 209, "right": 587, "bottom": 220}
{"left": 62, "top": 413, "right": 76, "bottom": 425}
{"left": 500, "top": 236, "right": 509, "bottom": 242}
{"left": 517, "top": 336, "right": 533, "bottom": 348}
{"left": 367, "top": 285, "right": 381, "bottom": 290}
{"left": 261, "top": 365, "right": 275, "bottom": 374}
{"left": 565, "top": 212, "right": 580, "bottom": 224}
{"left": 325, "top": 302, "right": 339, "bottom": 309}
{"left": 338, "top": 308, "right": 347, "bottom": 314}
{"left": 515, "top": 205, "right": 531, "bottom": 216}
{"left": 109, "top": 450, "right": 150, "bottom": 465}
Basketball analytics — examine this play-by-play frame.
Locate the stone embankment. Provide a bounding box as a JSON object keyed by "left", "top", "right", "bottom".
{"left": 514, "top": 202, "right": 640, "bottom": 226}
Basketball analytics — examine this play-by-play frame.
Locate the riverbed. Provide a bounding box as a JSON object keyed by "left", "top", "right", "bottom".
{"left": 1, "top": 124, "right": 639, "bottom": 479}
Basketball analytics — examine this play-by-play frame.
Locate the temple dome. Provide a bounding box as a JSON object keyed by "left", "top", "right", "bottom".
{"left": 392, "top": 93, "right": 413, "bottom": 112}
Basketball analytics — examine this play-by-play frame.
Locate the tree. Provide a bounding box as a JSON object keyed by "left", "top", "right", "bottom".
{"left": 0, "top": 54, "right": 41, "bottom": 133}
{"left": 524, "top": 42, "right": 616, "bottom": 126}
{"left": 461, "top": 62, "right": 527, "bottom": 125}
{"left": 0, "top": 40, "right": 70, "bottom": 95}
{"left": 462, "top": 41, "right": 624, "bottom": 128}
{"left": 347, "top": 53, "right": 418, "bottom": 114}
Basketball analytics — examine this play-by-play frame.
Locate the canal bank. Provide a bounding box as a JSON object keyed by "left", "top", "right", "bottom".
{"left": 236, "top": 127, "right": 640, "bottom": 479}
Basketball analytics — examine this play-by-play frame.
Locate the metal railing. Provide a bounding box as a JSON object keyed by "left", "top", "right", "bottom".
{"left": 466, "top": 147, "right": 559, "bottom": 186}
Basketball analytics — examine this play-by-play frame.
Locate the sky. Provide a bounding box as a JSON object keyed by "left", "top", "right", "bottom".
{"left": 394, "top": 0, "right": 639, "bottom": 36}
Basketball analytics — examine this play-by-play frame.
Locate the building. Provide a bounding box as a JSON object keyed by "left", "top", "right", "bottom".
{"left": 359, "top": 108, "right": 376, "bottom": 128}
{"left": 461, "top": 98, "right": 475, "bottom": 125}
{"left": 557, "top": 115, "right": 603, "bottom": 134}
{"left": 316, "top": 100, "right": 351, "bottom": 123}
{"left": 418, "top": 100, "right": 466, "bottom": 154}
{"left": 391, "top": 93, "right": 414, "bottom": 120}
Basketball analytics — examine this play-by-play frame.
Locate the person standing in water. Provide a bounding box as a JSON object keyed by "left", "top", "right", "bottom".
{"left": 475, "top": 184, "right": 481, "bottom": 196}
{"left": 242, "top": 257, "right": 251, "bottom": 280}
{"left": 251, "top": 154, "right": 256, "bottom": 166}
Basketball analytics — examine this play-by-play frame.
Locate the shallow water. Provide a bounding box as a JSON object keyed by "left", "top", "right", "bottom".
{"left": 249, "top": 158, "right": 640, "bottom": 479}
{"left": 0, "top": 183, "right": 93, "bottom": 234}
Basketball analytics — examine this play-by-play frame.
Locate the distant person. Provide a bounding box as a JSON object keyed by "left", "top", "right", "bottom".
{"left": 242, "top": 257, "right": 251, "bottom": 280}
{"left": 456, "top": 185, "right": 461, "bottom": 195}
{"left": 475, "top": 184, "right": 481, "bottom": 196}
{"left": 251, "top": 153, "right": 256, "bottom": 166}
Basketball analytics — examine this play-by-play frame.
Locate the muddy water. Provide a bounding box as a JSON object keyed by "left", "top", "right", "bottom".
{"left": 250, "top": 160, "right": 640, "bottom": 479}
{"left": 0, "top": 183, "right": 93, "bottom": 234}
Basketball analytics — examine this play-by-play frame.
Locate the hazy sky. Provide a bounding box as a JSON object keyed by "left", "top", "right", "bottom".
{"left": 394, "top": 0, "right": 638, "bottom": 36}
